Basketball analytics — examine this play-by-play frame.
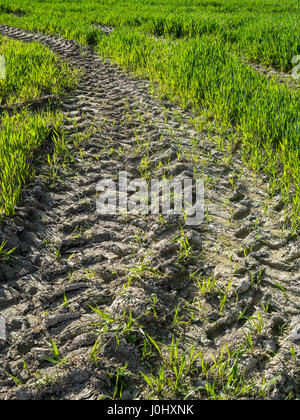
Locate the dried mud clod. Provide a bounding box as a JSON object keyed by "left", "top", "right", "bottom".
{"left": 0, "top": 24, "right": 299, "bottom": 400}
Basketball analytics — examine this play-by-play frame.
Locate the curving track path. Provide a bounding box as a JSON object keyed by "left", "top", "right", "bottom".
{"left": 0, "top": 25, "right": 299, "bottom": 400}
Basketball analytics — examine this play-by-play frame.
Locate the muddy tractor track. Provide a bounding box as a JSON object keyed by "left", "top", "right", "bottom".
{"left": 0, "top": 25, "right": 299, "bottom": 400}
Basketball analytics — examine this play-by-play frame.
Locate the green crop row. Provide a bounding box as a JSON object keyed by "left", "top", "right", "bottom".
{"left": 0, "top": 37, "right": 79, "bottom": 216}
{"left": 0, "top": 109, "right": 63, "bottom": 216}
{"left": 0, "top": 35, "right": 78, "bottom": 106}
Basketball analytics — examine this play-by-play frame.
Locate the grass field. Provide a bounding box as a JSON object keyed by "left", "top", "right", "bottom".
{"left": 0, "top": 35, "right": 78, "bottom": 215}
{"left": 0, "top": 0, "right": 299, "bottom": 70}
{"left": 0, "top": 0, "right": 299, "bottom": 402}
